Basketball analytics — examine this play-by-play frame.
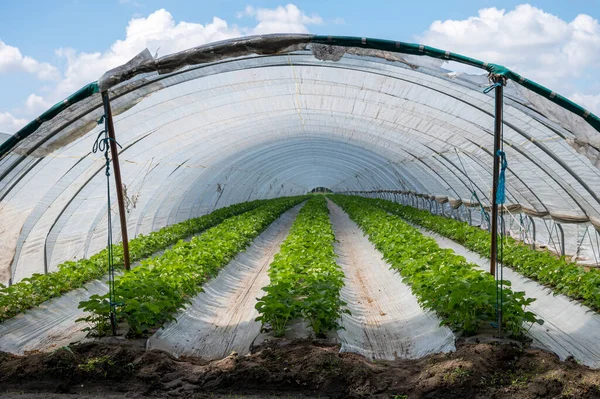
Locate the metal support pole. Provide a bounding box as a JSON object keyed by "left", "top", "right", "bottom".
{"left": 490, "top": 80, "right": 503, "bottom": 276}
{"left": 102, "top": 91, "right": 131, "bottom": 271}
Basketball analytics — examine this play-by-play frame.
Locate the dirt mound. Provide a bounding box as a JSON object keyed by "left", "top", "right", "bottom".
{"left": 1, "top": 339, "right": 599, "bottom": 398}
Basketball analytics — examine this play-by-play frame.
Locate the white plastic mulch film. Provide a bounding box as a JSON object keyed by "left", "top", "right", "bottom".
{"left": 2, "top": 34, "right": 600, "bottom": 285}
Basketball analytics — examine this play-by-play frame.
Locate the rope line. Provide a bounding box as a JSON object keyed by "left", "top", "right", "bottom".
{"left": 499, "top": 136, "right": 505, "bottom": 338}
{"left": 455, "top": 148, "right": 491, "bottom": 228}
{"left": 92, "top": 116, "right": 122, "bottom": 336}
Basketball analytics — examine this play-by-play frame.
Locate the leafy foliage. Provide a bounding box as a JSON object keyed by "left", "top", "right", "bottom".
{"left": 371, "top": 197, "right": 600, "bottom": 312}
{"left": 77, "top": 356, "right": 115, "bottom": 378}
{"left": 255, "top": 196, "right": 348, "bottom": 337}
{"left": 330, "top": 195, "right": 541, "bottom": 338}
{"left": 78, "top": 196, "right": 306, "bottom": 337}
{"left": 0, "top": 199, "right": 267, "bottom": 322}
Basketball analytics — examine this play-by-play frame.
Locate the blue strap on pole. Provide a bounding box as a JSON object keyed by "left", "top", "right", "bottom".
{"left": 484, "top": 82, "right": 502, "bottom": 94}
{"left": 496, "top": 150, "right": 507, "bottom": 205}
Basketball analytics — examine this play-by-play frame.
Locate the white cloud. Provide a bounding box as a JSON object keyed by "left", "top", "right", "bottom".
{"left": 48, "top": 10, "right": 244, "bottom": 103}
{"left": 0, "top": 4, "right": 328, "bottom": 133}
{"left": 0, "top": 4, "right": 327, "bottom": 133}
{"left": 236, "top": 6, "right": 254, "bottom": 19}
{"left": 119, "top": 0, "right": 143, "bottom": 6}
{"left": 243, "top": 4, "right": 323, "bottom": 34}
{"left": 571, "top": 93, "right": 600, "bottom": 114}
{"left": 0, "top": 112, "right": 27, "bottom": 133}
{"left": 0, "top": 40, "right": 60, "bottom": 81}
{"left": 25, "top": 94, "right": 50, "bottom": 114}
{"left": 418, "top": 4, "right": 600, "bottom": 91}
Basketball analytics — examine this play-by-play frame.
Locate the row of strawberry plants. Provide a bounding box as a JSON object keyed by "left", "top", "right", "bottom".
{"left": 255, "top": 196, "right": 348, "bottom": 337}
{"left": 0, "top": 199, "right": 268, "bottom": 322}
{"left": 330, "top": 195, "right": 541, "bottom": 337}
{"left": 370, "top": 197, "right": 600, "bottom": 312}
{"left": 78, "top": 196, "right": 307, "bottom": 337}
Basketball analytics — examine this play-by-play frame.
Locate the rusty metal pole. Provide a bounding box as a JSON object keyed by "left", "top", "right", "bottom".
{"left": 102, "top": 91, "right": 131, "bottom": 271}
{"left": 490, "top": 79, "right": 504, "bottom": 276}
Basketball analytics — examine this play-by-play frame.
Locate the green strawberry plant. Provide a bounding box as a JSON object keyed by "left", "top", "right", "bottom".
{"left": 0, "top": 199, "right": 270, "bottom": 322}
{"left": 255, "top": 196, "right": 348, "bottom": 338}
{"left": 330, "top": 195, "right": 541, "bottom": 338}
{"left": 78, "top": 196, "right": 306, "bottom": 337}
{"left": 370, "top": 197, "right": 600, "bottom": 312}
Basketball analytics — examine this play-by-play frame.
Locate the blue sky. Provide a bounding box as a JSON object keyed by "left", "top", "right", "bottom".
{"left": 1, "top": 0, "right": 600, "bottom": 132}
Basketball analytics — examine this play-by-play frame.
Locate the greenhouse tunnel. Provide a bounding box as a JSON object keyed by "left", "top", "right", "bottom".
{"left": 2, "top": 34, "right": 600, "bottom": 286}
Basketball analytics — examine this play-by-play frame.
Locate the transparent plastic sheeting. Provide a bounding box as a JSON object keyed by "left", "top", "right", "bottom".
{"left": 416, "top": 226, "right": 600, "bottom": 369}
{"left": 2, "top": 35, "right": 600, "bottom": 284}
{"left": 329, "top": 201, "right": 455, "bottom": 360}
{"left": 148, "top": 204, "right": 301, "bottom": 359}
{"left": 365, "top": 192, "right": 600, "bottom": 264}
{"left": 0, "top": 278, "right": 108, "bottom": 354}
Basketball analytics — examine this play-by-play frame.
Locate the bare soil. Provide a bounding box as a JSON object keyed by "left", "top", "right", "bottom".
{"left": 1, "top": 338, "right": 600, "bottom": 399}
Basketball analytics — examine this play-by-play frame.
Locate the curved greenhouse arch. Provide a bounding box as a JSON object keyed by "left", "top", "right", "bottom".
{"left": 2, "top": 33, "right": 600, "bottom": 283}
